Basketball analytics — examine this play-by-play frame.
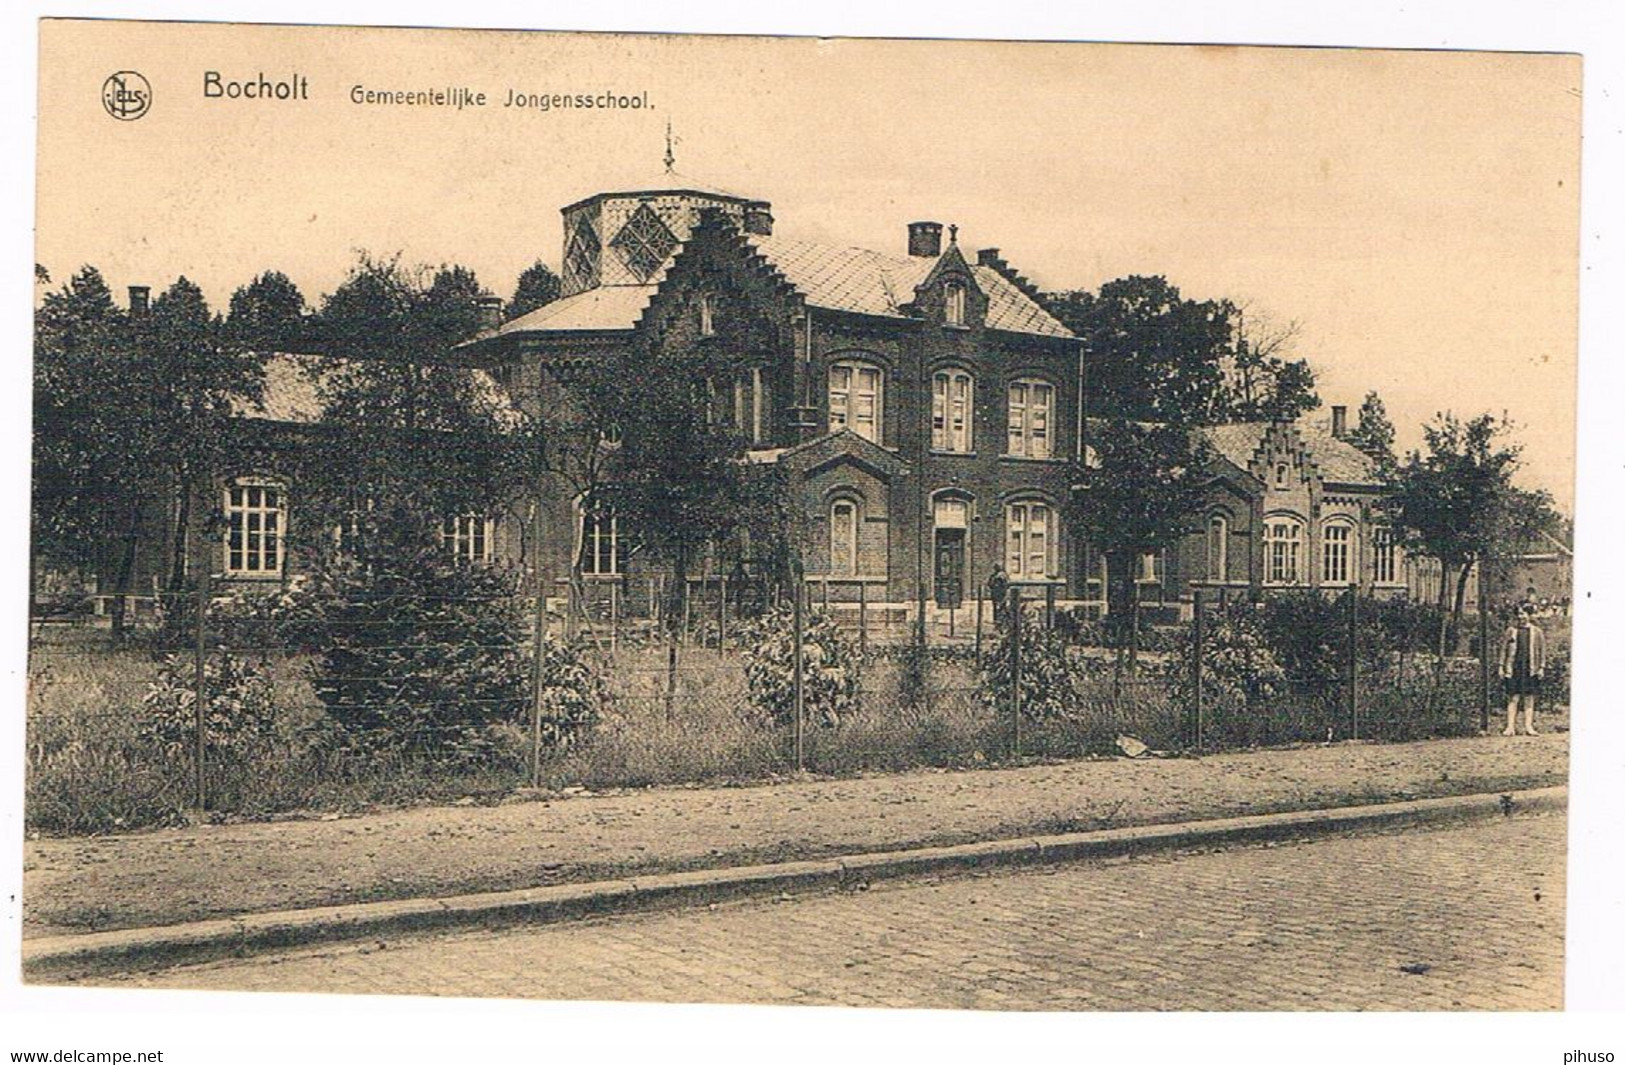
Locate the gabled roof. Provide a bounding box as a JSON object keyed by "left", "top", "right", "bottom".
{"left": 492, "top": 285, "right": 657, "bottom": 336}
{"left": 1201, "top": 421, "right": 1383, "bottom": 488}
{"left": 233, "top": 352, "right": 521, "bottom": 428}
{"left": 745, "top": 234, "right": 1073, "bottom": 339}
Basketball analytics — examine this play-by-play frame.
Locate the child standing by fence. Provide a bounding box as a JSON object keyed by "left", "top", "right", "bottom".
{"left": 1498, "top": 603, "right": 1547, "bottom": 736}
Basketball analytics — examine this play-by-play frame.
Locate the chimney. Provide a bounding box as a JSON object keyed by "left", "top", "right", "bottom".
{"left": 743, "top": 204, "right": 774, "bottom": 237}
{"left": 127, "top": 285, "right": 150, "bottom": 315}
{"left": 907, "top": 221, "right": 943, "bottom": 258}
{"left": 1331, "top": 405, "right": 1348, "bottom": 439}
{"left": 474, "top": 295, "right": 503, "bottom": 331}
{"left": 977, "top": 248, "right": 1002, "bottom": 267}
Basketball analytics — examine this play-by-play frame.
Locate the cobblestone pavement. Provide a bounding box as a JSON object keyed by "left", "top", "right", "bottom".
{"left": 119, "top": 814, "right": 1565, "bottom": 1010}
{"left": 26, "top": 733, "right": 1567, "bottom": 937}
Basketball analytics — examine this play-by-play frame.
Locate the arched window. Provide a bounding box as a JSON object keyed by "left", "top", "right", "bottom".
{"left": 828, "top": 359, "right": 883, "bottom": 443}
{"left": 829, "top": 498, "right": 859, "bottom": 577}
{"left": 224, "top": 479, "right": 285, "bottom": 577}
{"left": 732, "top": 366, "right": 765, "bottom": 444}
{"left": 944, "top": 280, "right": 966, "bottom": 326}
{"left": 1264, "top": 516, "right": 1304, "bottom": 585}
{"left": 1005, "top": 500, "right": 1058, "bottom": 580}
{"left": 1274, "top": 462, "right": 1291, "bottom": 489}
{"left": 931, "top": 368, "right": 974, "bottom": 452}
{"left": 1006, "top": 378, "right": 1054, "bottom": 459}
{"left": 1206, "top": 514, "right": 1229, "bottom": 583}
{"left": 580, "top": 504, "right": 622, "bottom": 577}
{"left": 1322, "top": 519, "right": 1357, "bottom": 586}
{"left": 698, "top": 293, "right": 716, "bottom": 337}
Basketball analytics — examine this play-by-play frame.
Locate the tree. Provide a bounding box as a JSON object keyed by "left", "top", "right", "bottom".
{"left": 1344, "top": 390, "right": 1398, "bottom": 474}
{"left": 1388, "top": 412, "right": 1535, "bottom": 671}
{"left": 226, "top": 270, "right": 308, "bottom": 351}
{"left": 1071, "top": 418, "right": 1213, "bottom": 670}
{"left": 1047, "top": 276, "right": 1318, "bottom": 425}
{"left": 507, "top": 260, "right": 561, "bottom": 322}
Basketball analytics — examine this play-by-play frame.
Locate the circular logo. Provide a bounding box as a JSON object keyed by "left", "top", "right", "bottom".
{"left": 102, "top": 71, "right": 152, "bottom": 121}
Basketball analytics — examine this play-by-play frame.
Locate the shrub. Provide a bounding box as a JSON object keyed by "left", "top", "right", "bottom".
{"left": 305, "top": 546, "right": 531, "bottom": 758}
{"left": 531, "top": 635, "right": 607, "bottom": 750}
{"left": 1170, "top": 605, "right": 1287, "bottom": 711}
{"left": 139, "top": 651, "right": 277, "bottom": 759}
{"left": 978, "top": 624, "right": 1103, "bottom": 723}
{"left": 741, "top": 606, "right": 860, "bottom": 728}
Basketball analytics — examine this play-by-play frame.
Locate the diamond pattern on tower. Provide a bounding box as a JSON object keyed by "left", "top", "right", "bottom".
{"left": 610, "top": 203, "right": 678, "bottom": 282}
{"left": 564, "top": 217, "right": 600, "bottom": 290}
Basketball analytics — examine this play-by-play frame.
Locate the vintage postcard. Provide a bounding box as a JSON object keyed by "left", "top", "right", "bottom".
{"left": 22, "top": 14, "right": 1589, "bottom": 1040}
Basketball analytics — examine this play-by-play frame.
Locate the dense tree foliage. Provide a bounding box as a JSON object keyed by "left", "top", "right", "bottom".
{"left": 507, "top": 260, "right": 562, "bottom": 322}
{"left": 1344, "top": 390, "right": 1398, "bottom": 473}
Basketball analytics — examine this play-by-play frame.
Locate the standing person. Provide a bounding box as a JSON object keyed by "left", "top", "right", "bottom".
{"left": 987, "top": 563, "right": 1009, "bottom": 628}
{"left": 1498, "top": 603, "right": 1548, "bottom": 736}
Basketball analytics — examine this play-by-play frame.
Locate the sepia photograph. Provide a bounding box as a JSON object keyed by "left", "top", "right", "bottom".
{"left": 8, "top": 4, "right": 1621, "bottom": 1060}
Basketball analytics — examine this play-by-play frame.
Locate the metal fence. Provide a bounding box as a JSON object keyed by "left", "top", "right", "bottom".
{"left": 26, "top": 573, "right": 1537, "bottom": 835}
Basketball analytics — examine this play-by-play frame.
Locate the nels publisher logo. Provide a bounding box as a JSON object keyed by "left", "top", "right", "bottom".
{"left": 102, "top": 71, "right": 152, "bottom": 120}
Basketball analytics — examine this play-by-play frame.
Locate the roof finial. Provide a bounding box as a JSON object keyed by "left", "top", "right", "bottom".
{"left": 948, "top": 223, "right": 959, "bottom": 245}
{"left": 663, "top": 119, "right": 676, "bottom": 173}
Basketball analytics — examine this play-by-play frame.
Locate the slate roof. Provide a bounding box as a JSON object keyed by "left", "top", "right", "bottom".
{"left": 1201, "top": 421, "right": 1383, "bottom": 487}
{"left": 233, "top": 352, "right": 520, "bottom": 427}
{"left": 746, "top": 235, "right": 1073, "bottom": 339}
{"left": 494, "top": 285, "right": 658, "bottom": 335}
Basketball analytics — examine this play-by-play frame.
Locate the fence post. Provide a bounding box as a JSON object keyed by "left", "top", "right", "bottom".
{"left": 719, "top": 576, "right": 729, "bottom": 652}
{"left": 609, "top": 580, "right": 619, "bottom": 655}
{"left": 974, "top": 581, "right": 984, "bottom": 664}
{"left": 192, "top": 553, "right": 210, "bottom": 813}
{"left": 1478, "top": 565, "right": 1491, "bottom": 734}
{"left": 1009, "top": 584, "right": 1023, "bottom": 759}
{"left": 793, "top": 576, "right": 806, "bottom": 773}
{"left": 1045, "top": 583, "right": 1057, "bottom": 631}
{"left": 529, "top": 549, "right": 548, "bottom": 791}
{"left": 858, "top": 579, "right": 868, "bottom": 658}
{"left": 1348, "top": 590, "right": 1360, "bottom": 741}
{"left": 1191, "top": 588, "right": 1205, "bottom": 752}
{"left": 822, "top": 576, "right": 831, "bottom": 615}
{"left": 681, "top": 579, "right": 692, "bottom": 647}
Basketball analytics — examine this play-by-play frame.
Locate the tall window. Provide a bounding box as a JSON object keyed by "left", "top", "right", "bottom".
{"left": 224, "top": 481, "right": 285, "bottom": 577}
{"left": 1206, "top": 514, "right": 1229, "bottom": 583}
{"left": 1264, "top": 516, "right": 1304, "bottom": 585}
{"left": 1322, "top": 520, "right": 1355, "bottom": 586}
{"left": 1006, "top": 501, "right": 1057, "bottom": 580}
{"left": 829, "top": 499, "right": 859, "bottom": 577}
{"left": 580, "top": 506, "right": 621, "bottom": 577}
{"left": 931, "top": 368, "right": 974, "bottom": 452}
{"left": 732, "top": 367, "right": 765, "bottom": 444}
{"left": 1274, "top": 462, "right": 1291, "bottom": 489}
{"left": 1007, "top": 379, "right": 1054, "bottom": 459}
{"left": 1373, "top": 527, "right": 1397, "bottom": 584}
{"left": 944, "top": 280, "right": 966, "bottom": 326}
{"left": 698, "top": 294, "right": 715, "bottom": 337}
{"left": 829, "top": 361, "right": 883, "bottom": 443}
{"left": 442, "top": 514, "right": 493, "bottom": 564}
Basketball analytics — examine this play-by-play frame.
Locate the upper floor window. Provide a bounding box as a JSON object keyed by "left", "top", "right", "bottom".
{"left": 224, "top": 480, "right": 285, "bottom": 577}
{"left": 1006, "top": 500, "right": 1058, "bottom": 580}
{"left": 1322, "top": 520, "right": 1356, "bottom": 586}
{"left": 1274, "top": 462, "right": 1291, "bottom": 489}
{"left": 1139, "top": 550, "right": 1164, "bottom": 585}
{"left": 698, "top": 294, "right": 716, "bottom": 338}
{"left": 931, "top": 368, "right": 974, "bottom": 452}
{"left": 580, "top": 505, "right": 623, "bottom": 577}
{"left": 1264, "top": 516, "right": 1304, "bottom": 585}
{"left": 829, "top": 360, "right": 883, "bottom": 443}
{"left": 944, "top": 280, "right": 966, "bottom": 326}
{"left": 1373, "top": 526, "right": 1398, "bottom": 584}
{"left": 442, "top": 514, "right": 493, "bottom": 565}
{"left": 1206, "top": 514, "right": 1229, "bottom": 583}
{"left": 1007, "top": 379, "right": 1054, "bottom": 459}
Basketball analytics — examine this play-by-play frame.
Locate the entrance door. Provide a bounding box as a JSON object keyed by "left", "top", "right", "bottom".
{"left": 934, "top": 529, "right": 965, "bottom": 609}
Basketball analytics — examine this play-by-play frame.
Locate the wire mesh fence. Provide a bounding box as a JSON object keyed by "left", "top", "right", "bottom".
{"left": 26, "top": 575, "right": 1556, "bottom": 834}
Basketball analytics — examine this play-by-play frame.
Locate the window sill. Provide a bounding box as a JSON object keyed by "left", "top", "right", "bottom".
{"left": 220, "top": 572, "right": 284, "bottom": 582}
{"left": 807, "top": 575, "right": 888, "bottom": 584}
{"left": 999, "top": 454, "right": 1061, "bottom": 464}
{"left": 928, "top": 449, "right": 977, "bottom": 458}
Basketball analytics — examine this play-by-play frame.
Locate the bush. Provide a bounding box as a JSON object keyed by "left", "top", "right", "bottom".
{"left": 1170, "top": 605, "right": 1287, "bottom": 711}
{"left": 531, "top": 635, "right": 607, "bottom": 750}
{"left": 978, "top": 623, "right": 1104, "bottom": 723}
{"left": 741, "top": 606, "right": 860, "bottom": 728}
{"left": 139, "top": 651, "right": 277, "bottom": 759}
{"left": 305, "top": 546, "right": 531, "bottom": 758}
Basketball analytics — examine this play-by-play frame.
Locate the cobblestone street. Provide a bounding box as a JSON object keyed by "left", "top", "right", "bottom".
{"left": 117, "top": 813, "right": 1565, "bottom": 1010}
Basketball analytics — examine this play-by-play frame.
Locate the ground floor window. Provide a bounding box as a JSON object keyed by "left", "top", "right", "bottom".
{"left": 442, "top": 514, "right": 493, "bottom": 564}
{"left": 1322, "top": 520, "right": 1354, "bottom": 585}
{"left": 1206, "top": 514, "right": 1228, "bottom": 582}
{"left": 224, "top": 481, "right": 284, "bottom": 577}
{"left": 1006, "top": 501, "right": 1057, "bottom": 580}
{"left": 1373, "top": 526, "right": 1397, "bottom": 584}
{"left": 580, "top": 506, "right": 622, "bottom": 577}
{"left": 1264, "top": 516, "right": 1303, "bottom": 585}
{"left": 829, "top": 499, "right": 859, "bottom": 577}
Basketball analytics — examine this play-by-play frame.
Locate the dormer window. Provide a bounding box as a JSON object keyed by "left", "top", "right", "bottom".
{"left": 944, "top": 279, "right": 966, "bottom": 327}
